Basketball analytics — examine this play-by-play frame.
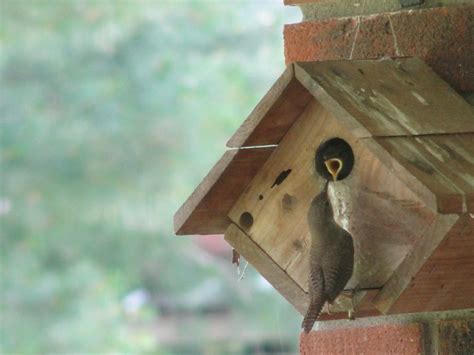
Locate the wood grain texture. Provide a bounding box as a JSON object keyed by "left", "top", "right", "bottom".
{"left": 375, "top": 134, "right": 474, "bottom": 214}
{"left": 227, "top": 64, "right": 312, "bottom": 148}
{"left": 295, "top": 58, "right": 474, "bottom": 138}
{"left": 224, "top": 222, "right": 308, "bottom": 315}
{"left": 174, "top": 147, "right": 274, "bottom": 235}
{"left": 372, "top": 214, "right": 459, "bottom": 314}
{"left": 228, "top": 100, "right": 443, "bottom": 312}
{"left": 225, "top": 223, "right": 380, "bottom": 319}
{"left": 381, "top": 214, "right": 474, "bottom": 314}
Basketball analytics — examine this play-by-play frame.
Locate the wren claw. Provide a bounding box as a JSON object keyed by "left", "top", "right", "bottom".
{"left": 347, "top": 286, "right": 359, "bottom": 320}
{"left": 348, "top": 309, "right": 355, "bottom": 320}
{"left": 323, "top": 302, "right": 332, "bottom": 315}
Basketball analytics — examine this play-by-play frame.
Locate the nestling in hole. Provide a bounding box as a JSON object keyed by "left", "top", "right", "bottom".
{"left": 315, "top": 137, "right": 354, "bottom": 181}
{"left": 324, "top": 158, "right": 343, "bottom": 182}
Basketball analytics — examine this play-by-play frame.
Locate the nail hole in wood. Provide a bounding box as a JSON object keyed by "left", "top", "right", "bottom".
{"left": 239, "top": 212, "right": 254, "bottom": 230}
{"left": 271, "top": 169, "right": 292, "bottom": 188}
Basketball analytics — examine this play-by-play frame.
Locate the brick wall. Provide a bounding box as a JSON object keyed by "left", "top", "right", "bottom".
{"left": 283, "top": 2, "right": 474, "bottom": 92}
{"left": 301, "top": 324, "right": 423, "bottom": 354}
{"left": 300, "top": 313, "right": 474, "bottom": 355}
{"left": 283, "top": 1, "right": 474, "bottom": 354}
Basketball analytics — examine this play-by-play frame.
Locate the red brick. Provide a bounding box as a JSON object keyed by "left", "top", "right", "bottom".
{"left": 300, "top": 323, "right": 423, "bottom": 355}
{"left": 438, "top": 319, "right": 474, "bottom": 355}
{"left": 284, "top": 5, "right": 474, "bottom": 92}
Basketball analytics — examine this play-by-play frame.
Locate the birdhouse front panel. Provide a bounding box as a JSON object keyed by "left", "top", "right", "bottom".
{"left": 175, "top": 58, "right": 474, "bottom": 320}
{"left": 225, "top": 96, "right": 458, "bottom": 318}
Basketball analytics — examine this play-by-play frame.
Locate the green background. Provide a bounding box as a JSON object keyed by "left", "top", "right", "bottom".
{"left": 0, "top": 1, "right": 302, "bottom": 353}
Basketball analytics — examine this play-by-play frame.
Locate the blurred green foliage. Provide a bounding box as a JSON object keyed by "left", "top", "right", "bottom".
{"left": 0, "top": 1, "right": 301, "bottom": 353}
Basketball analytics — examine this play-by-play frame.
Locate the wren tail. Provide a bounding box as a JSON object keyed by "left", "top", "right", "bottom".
{"left": 301, "top": 298, "right": 325, "bottom": 333}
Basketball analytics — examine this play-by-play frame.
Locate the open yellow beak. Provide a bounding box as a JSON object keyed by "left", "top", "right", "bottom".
{"left": 324, "top": 158, "right": 343, "bottom": 182}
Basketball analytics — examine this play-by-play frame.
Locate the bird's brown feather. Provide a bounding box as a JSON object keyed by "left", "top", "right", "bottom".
{"left": 302, "top": 266, "right": 325, "bottom": 333}
{"left": 324, "top": 232, "right": 354, "bottom": 303}
{"left": 302, "top": 183, "right": 354, "bottom": 332}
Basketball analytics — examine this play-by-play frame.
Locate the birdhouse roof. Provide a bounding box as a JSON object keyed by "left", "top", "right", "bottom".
{"left": 175, "top": 58, "right": 474, "bottom": 236}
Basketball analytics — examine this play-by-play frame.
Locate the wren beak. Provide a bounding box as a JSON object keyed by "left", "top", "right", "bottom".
{"left": 324, "top": 158, "right": 343, "bottom": 182}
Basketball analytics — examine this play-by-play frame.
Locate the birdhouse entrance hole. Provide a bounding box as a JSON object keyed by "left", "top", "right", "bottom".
{"left": 315, "top": 138, "right": 354, "bottom": 181}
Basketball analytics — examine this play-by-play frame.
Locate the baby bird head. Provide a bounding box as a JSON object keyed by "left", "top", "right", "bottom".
{"left": 324, "top": 158, "right": 343, "bottom": 182}
{"left": 315, "top": 138, "right": 354, "bottom": 182}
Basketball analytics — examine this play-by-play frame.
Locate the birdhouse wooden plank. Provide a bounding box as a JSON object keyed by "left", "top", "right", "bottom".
{"left": 376, "top": 214, "right": 474, "bottom": 314}
{"left": 224, "top": 223, "right": 308, "bottom": 314}
{"left": 174, "top": 147, "right": 274, "bottom": 235}
{"left": 372, "top": 214, "right": 474, "bottom": 313}
{"left": 375, "top": 135, "right": 474, "bottom": 213}
{"left": 294, "top": 60, "right": 474, "bottom": 137}
{"left": 174, "top": 57, "right": 474, "bottom": 320}
{"left": 227, "top": 65, "right": 313, "bottom": 148}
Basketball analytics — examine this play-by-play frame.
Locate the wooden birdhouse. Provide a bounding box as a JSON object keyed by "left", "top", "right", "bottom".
{"left": 174, "top": 58, "right": 474, "bottom": 320}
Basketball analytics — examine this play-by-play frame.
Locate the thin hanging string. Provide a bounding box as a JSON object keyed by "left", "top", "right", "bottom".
{"left": 349, "top": 0, "right": 366, "bottom": 59}
{"left": 237, "top": 261, "right": 249, "bottom": 282}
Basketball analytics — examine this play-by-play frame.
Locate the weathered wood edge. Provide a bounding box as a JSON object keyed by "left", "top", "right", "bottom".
{"left": 226, "top": 64, "right": 312, "bottom": 148}
{"left": 372, "top": 213, "right": 459, "bottom": 314}
{"left": 224, "top": 222, "right": 309, "bottom": 315}
{"left": 227, "top": 64, "right": 294, "bottom": 148}
{"left": 174, "top": 150, "right": 237, "bottom": 235}
{"left": 174, "top": 147, "right": 275, "bottom": 235}
{"left": 374, "top": 134, "right": 474, "bottom": 214}
{"left": 295, "top": 58, "right": 474, "bottom": 138}
{"left": 387, "top": 214, "right": 474, "bottom": 314}
{"left": 294, "top": 62, "right": 373, "bottom": 138}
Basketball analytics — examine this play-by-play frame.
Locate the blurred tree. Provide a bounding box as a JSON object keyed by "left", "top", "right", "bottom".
{"left": 0, "top": 1, "right": 301, "bottom": 353}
